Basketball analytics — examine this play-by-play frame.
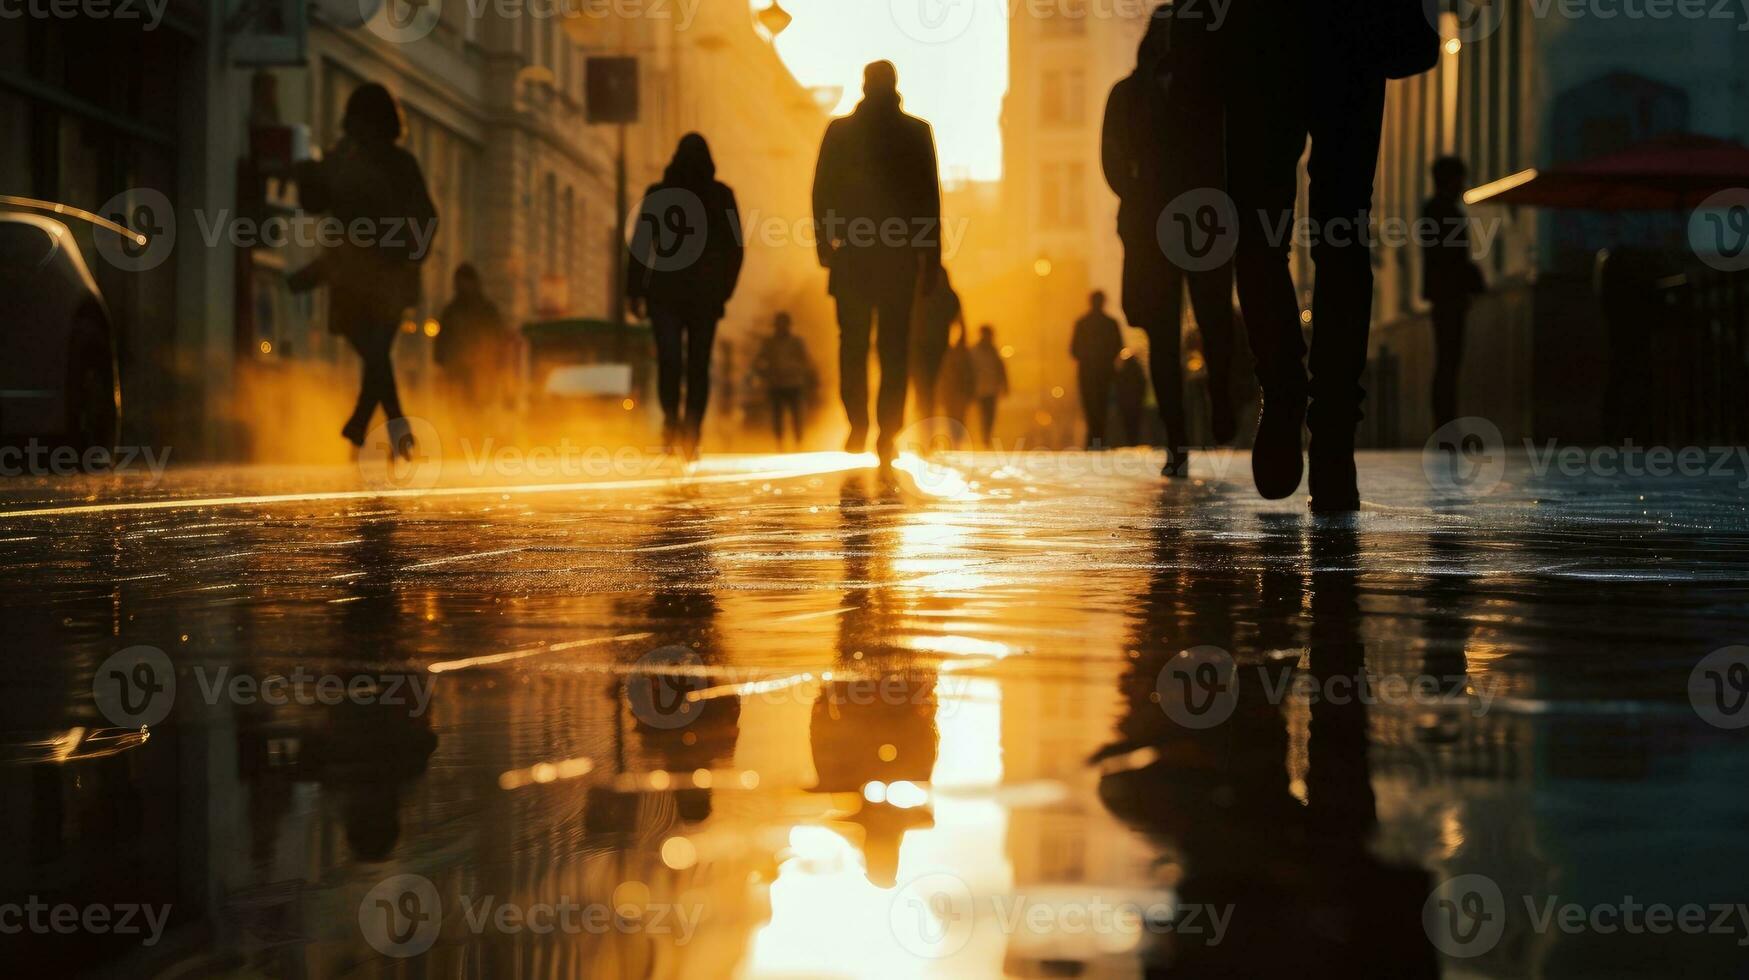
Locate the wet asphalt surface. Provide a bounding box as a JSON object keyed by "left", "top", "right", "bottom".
{"left": 3, "top": 448, "right": 1749, "bottom": 977}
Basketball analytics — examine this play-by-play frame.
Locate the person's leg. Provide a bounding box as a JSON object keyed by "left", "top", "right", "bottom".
{"left": 1430, "top": 298, "right": 1468, "bottom": 430}
{"left": 651, "top": 313, "right": 685, "bottom": 439}
{"left": 342, "top": 331, "right": 379, "bottom": 445}
{"left": 873, "top": 289, "right": 915, "bottom": 458}
{"left": 1144, "top": 265, "right": 1188, "bottom": 454}
{"left": 978, "top": 396, "right": 996, "bottom": 447}
{"left": 1186, "top": 263, "right": 1238, "bottom": 444}
{"left": 784, "top": 389, "right": 805, "bottom": 444}
{"left": 1223, "top": 5, "right": 1310, "bottom": 496}
{"left": 770, "top": 392, "right": 786, "bottom": 444}
{"left": 1078, "top": 366, "right": 1103, "bottom": 448}
{"left": 683, "top": 315, "right": 718, "bottom": 439}
{"left": 836, "top": 294, "right": 874, "bottom": 451}
{"left": 1305, "top": 66, "right": 1388, "bottom": 509}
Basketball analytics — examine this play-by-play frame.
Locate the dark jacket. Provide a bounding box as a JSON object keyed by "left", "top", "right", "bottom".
{"left": 626, "top": 137, "right": 744, "bottom": 320}
{"left": 1421, "top": 194, "right": 1481, "bottom": 303}
{"left": 298, "top": 139, "right": 437, "bottom": 331}
{"left": 435, "top": 293, "right": 505, "bottom": 368}
{"left": 1072, "top": 311, "right": 1125, "bottom": 372}
{"left": 1102, "top": 14, "right": 1221, "bottom": 249}
{"left": 812, "top": 90, "right": 942, "bottom": 298}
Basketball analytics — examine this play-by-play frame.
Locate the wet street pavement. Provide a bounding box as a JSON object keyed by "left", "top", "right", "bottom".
{"left": 5, "top": 448, "right": 1749, "bottom": 977}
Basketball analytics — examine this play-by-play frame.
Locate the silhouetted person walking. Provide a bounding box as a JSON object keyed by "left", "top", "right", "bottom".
{"left": 296, "top": 83, "right": 437, "bottom": 457}
{"left": 1220, "top": 0, "right": 1437, "bottom": 508}
{"left": 1070, "top": 291, "right": 1124, "bottom": 449}
{"left": 627, "top": 133, "right": 745, "bottom": 459}
{"left": 938, "top": 322, "right": 973, "bottom": 443}
{"left": 813, "top": 60, "right": 943, "bottom": 465}
{"left": 1423, "top": 156, "right": 1483, "bottom": 432}
{"left": 754, "top": 312, "right": 815, "bottom": 448}
{"left": 1103, "top": 8, "right": 1237, "bottom": 476}
{"left": 435, "top": 263, "right": 508, "bottom": 414}
{"left": 969, "top": 324, "right": 1007, "bottom": 447}
{"left": 911, "top": 266, "right": 963, "bottom": 420}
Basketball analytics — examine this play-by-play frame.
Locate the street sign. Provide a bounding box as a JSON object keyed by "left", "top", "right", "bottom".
{"left": 586, "top": 57, "right": 639, "bottom": 125}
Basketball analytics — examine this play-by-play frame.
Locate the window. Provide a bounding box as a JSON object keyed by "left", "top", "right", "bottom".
{"left": 1040, "top": 161, "right": 1086, "bottom": 229}
{"left": 1041, "top": 68, "right": 1086, "bottom": 126}
{"left": 1040, "top": 0, "right": 1086, "bottom": 36}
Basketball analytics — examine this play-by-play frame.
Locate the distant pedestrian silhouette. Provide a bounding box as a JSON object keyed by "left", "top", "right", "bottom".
{"left": 1218, "top": 0, "right": 1437, "bottom": 508}
{"left": 627, "top": 133, "right": 745, "bottom": 459}
{"left": 938, "top": 322, "right": 974, "bottom": 443}
{"left": 812, "top": 60, "right": 943, "bottom": 464}
{"left": 969, "top": 324, "right": 1008, "bottom": 447}
{"left": 295, "top": 83, "right": 437, "bottom": 457}
{"left": 435, "top": 263, "right": 508, "bottom": 415}
{"left": 753, "top": 311, "right": 816, "bottom": 449}
{"left": 1423, "top": 156, "right": 1484, "bottom": 432}
{"left": 911, "top": 266, "right": 964, "bottom": 421}
{"left": 1070, "top": 290, "right": 1124, "bottom": 449}
{"left": 1102, "top": 8, "right": 1235, "bottom": 476}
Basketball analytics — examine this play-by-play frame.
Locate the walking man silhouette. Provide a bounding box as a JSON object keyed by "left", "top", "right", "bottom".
{"left": 1219, "top": 0, "right": 1437, "bottom": 509}
{"left": 1070, "top": 291, "right": 1124, "bottom": 450}
{"left": 1423, "top": 155, "right": 1483, "bottom": 431}
{"left": 812, "top": 60, "right": 944, "bottom": 465}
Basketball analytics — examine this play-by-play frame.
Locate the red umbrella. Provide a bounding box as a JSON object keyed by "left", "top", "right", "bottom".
{"left": 1464, "top": 133, "right": 1749, "bottom": 211}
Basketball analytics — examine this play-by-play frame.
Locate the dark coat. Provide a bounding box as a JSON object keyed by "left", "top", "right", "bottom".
{"left": 1072, "top": 312, "right": 1125, "bottom": 372}
{"left": 812, "top": 91, "right": 942, "bottom": 299}
{"left": 298, "top": 140, "right": 437, "bottom": 333}
{"left": 625, "top": 177, "right": 744, "bottom": 321}
{"left": 1421, "top": 194, "right": 1482, "bottom": 303}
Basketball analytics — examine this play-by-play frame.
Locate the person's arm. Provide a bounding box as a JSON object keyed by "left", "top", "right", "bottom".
{"left": 400, "top": 150, "right": 439, "bottom": 261}
{"left": 1100, "top": 83, "right": 1133, "bottom": 200}
{"left": 625, "top": 187, "right": 654, "bottom": 316}
{"left": 916, "top": 121, "right": 944, "bottom": 291}
{"left": 722, "top": 185, "right": 745, "bottom": 299}
{"left": 811, "top": 123, "right": 841, "bottom": 268}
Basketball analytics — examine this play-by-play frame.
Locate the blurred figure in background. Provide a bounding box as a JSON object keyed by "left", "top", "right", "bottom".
{"left": 1070, "top": 290, "right": 1125, "bottom": 449}
{"left": 937, "top": 322, "right": 974, "bottom": 445}
{"left": 434, "top": 263, "right": 508, "bottom": 417}
{"left": 753, "top": 311, "right": 816, "bottom": 449}
{"left": 1422, "top": 155, "right": 1484, "bottom": 432}
{"left": 1114, "top": 348, "right": 1149, "bottom": 446}
{"left": 296, "top": 83, "right": 437, "bottom": 457}
{"left": 813, "top": 60, "right": 944, "bottom": 465}
{"left": 1102, "top": 6, "right": 1235, "bottom": 477}
{"left": 911, "top": 266, "right": 964, "bottom": 420}
{"left": 627, "top": 133, "right": 745, "bottom": 459}
{"left": 969, "top": 324, "right": 1008, "bottom": 448}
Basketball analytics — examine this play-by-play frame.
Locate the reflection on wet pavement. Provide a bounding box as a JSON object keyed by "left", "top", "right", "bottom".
{"left": 4, "top": 450, "right": 1749, "bottom": 976}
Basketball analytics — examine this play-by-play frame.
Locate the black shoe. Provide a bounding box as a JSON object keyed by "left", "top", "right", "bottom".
{"left": 1307, "top": 432, "right": 1359, "bottom": 512}
{"left": 875, "top": 436, "right": 896, "bottom": 468}
{"left": 845, "top": 428, "right": 868, "bottom": 454}
{"left": 1251, "top": 393, "right": 1305, "bottom": 499}
{"left": 1161, "top": 448, "right": 1190, "bottom": 478}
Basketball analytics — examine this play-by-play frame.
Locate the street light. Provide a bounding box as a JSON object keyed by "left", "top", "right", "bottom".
{"left": 756, "top": 1, "right": 793, "bottom": 38}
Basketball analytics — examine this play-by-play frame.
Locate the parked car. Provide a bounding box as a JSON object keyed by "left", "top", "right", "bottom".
{"left": 0, "top": 212, "right": 120, "bottom": 450}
